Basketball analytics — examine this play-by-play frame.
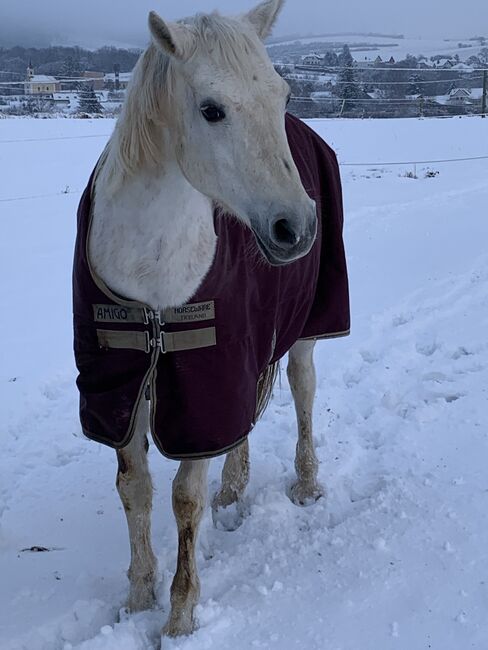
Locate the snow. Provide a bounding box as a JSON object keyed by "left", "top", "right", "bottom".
{"left": 269, "top": 34, "right": 487, "bottom": 63}
{"left": 29, "top": 75, "right": 59, "bottom": 83}
{"left": 1, "top": 115, "right": 488, "bottom": 649}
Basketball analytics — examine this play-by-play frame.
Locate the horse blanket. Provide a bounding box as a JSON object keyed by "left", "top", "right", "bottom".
{"left": 73, "top": 114, "right": 350, "bottom": 460}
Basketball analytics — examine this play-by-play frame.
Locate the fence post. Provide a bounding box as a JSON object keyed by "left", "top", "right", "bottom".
{"left": 482, "top": 70, "right": 487, "bottom": 118}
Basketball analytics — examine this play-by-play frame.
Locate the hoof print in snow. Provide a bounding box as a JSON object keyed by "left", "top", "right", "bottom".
{"left": 212, "top": 499, "right": 249, "bottom": 531}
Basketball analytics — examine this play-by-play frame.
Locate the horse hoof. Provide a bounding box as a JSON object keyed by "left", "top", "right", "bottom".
{"left": 163, "top": 617, "right": 197, "bottom": 638}
{"left": 125, "top": 587, "right": 157, "bottom": 614}
{"left": 290, "top": 481, "right": 325, "bottom": 507}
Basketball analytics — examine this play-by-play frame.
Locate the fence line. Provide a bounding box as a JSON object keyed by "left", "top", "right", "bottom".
{"left": 291, "top": 95, "right": 482, "bottom": 103}
{"left": 0, "top": 188, "right": 82, "bottom": 204}
{"left": 1, "top": 76, "right": 485, "bottom": 89}
{"left": 284, "top": 64, "right": 488, "bottom": 73}
{"left": 285, "top": 77, "right": 484, "bottom": 87}
{"left": 341, "top": 154, "right": 488, "bottom": 167}
{"left": 0, "top": 77, "right": 118, "bottom": 87}
{"left": 0, "top": 134, "right": 111, "bottom": 144}
{"left": 0, "top": 112, "right": 486, "bottom": 146}
{"left": 1, "top": 154, "right": 487, "bottom": 204}
{"left": 1, "top": 65, "right": 487, "bottom": 87}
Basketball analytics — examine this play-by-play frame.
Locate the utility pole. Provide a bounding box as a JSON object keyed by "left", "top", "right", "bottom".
{"left": 482, "top": 70, "right": 487, "bottom": 118}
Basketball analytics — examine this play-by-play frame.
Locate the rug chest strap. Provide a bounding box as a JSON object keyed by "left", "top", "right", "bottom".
{"left": 97, "top": 327, "right": 216, "bottom": 354}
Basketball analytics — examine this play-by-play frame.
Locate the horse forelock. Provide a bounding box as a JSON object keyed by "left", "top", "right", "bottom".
{"left": 187, "top": 13, "right": 261, "bottom": 76}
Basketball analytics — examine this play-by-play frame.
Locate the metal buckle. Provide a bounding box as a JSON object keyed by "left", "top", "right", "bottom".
{"left": 143, "top": 308, "right": 165, "bottom": 327}
{"left": 143, "top": 308, "right": 152, "bottom": 325}
{"left": 146, "top": 333, "right": 167, "bottom": 354}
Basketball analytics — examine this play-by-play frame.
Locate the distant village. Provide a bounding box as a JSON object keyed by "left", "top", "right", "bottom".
{"left": 0, "top": 61, "right": 131, "bottom": 117}
{"left": 0, "top": 37, "right": 487, "bottom": 119}
{"left": 276, "top": 37, "right": 488, "bottom": 118}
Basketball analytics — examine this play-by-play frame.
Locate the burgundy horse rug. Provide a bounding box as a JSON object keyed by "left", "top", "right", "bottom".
{"left": 73, "top": 114, "right": 350, "bottom": 460}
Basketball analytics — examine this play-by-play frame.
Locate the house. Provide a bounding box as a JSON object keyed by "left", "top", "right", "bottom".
{"left": 301, "top": 53, "right": 324, "bottom": 66}
{"left": 82, "top": 71, "right": 105, "bottom": 91}
{"left": 448, "top": 88, "right": 472, "bottom": 105}
{"left": 431, "top": 55, "right": 456, "bottom": 69}
{"left": 24, "top": 63, "right": 60, "bottom": 95}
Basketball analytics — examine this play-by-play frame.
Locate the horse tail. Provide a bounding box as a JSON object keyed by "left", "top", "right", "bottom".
{"left": 254, "top": 361, "right": 280, "bottom": 423}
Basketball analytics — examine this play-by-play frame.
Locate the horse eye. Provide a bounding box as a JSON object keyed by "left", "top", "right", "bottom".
{"left": 201, "top": 103, "right": 226, "bottom": 123}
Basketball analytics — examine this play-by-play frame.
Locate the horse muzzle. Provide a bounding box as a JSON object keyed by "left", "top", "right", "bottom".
{"left": 251, "top": 203, "right": 318, "bottom": 266}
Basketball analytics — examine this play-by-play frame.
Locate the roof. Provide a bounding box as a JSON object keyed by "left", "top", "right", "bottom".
{"left": 449, "top": 88, "right": 471, "bottom": 97}
{"left": 28, "top": 75, "right": 58, "bottom": 83}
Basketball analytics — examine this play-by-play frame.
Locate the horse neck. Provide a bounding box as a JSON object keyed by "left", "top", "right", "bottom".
{"left": 90, "top": 133, "right": 216, "bottom": 311}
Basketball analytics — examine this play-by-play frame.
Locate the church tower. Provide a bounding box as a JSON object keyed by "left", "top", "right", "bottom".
{"left": 26, "top": 60, "right": 34, "bottom": 81}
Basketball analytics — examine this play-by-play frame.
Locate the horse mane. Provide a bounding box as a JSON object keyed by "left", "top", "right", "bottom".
{"left": 99, "top": 12, "right": 259, "bottom": 192}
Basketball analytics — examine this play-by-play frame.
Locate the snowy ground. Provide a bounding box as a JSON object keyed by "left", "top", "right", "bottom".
{"left": 1, "top": 115, "right": 488, "bottom": 649}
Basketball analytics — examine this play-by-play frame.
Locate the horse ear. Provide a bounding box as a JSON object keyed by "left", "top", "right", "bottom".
{"left": 148, "top": 11, "right": 195, "bottom": 61}
{"left": 244, "top": 0, "right": 285, "bottom": 40}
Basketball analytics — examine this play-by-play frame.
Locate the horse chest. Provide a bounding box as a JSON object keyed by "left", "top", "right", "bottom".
{"left": 90, "top": 171, "right": 217, "bottom": 310}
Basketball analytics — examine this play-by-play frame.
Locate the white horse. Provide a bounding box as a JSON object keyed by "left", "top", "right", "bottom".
{"left": 90, "top": 0, "right": 323, "bottom": 638}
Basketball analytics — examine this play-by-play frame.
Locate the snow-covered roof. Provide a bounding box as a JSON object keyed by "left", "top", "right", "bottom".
{"left": 449, "top": 88, "right": 471, "bottom": 97}
{"left": 452, "top": 63, "right": 474, "bottom": 70}
{"left": 28, "top": 75, "right": 58, "bottom": 83}
{"left": 470, "top": 87, "right": 484, "bottom": 99}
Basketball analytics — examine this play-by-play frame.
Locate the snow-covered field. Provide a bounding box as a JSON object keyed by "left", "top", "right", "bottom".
{"left": 269, "top": 33, "right": 486, "bottom": 62}
{"left": 1, "top": 115, "right": 488, "bottom": 649}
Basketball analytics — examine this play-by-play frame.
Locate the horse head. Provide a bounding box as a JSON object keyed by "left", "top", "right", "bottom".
{"left": 147, "top": 0, "right": 317, "bottom": 266}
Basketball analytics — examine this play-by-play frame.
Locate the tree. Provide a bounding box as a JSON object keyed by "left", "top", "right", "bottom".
{"left": 77, "top": 82, "right": 102, "bottom": 114}
{"left": 407, "top": 73, "right": 423, "bottom": 96}
{"left": 338, "top": 44, "right": 354, "bottom": 68}
{"left": 323, "top": 51, "right": 339, "bottom": 68}
{"left": 61, "top": 55, "right": 81, "bottom": 78}
{"left": 337, "top": 45, "right": 361, "bottom": 112}
{"left": 23, "top": 95, "right": 55, "bottom": 115}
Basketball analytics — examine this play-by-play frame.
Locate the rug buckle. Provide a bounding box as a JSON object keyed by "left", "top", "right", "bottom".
{"left": 144, "top": 308, "right": 165, "bottom": 327}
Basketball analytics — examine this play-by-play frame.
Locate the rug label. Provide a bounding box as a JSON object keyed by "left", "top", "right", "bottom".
{"left": 163, "top": 301, "right": 215, "bottom": 324}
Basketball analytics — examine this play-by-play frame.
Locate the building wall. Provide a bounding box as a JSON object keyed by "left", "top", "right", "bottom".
{"left": 25, "top": 82, "right": 60, "bottom": 95}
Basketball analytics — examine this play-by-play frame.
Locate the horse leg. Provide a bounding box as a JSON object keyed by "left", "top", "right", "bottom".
{"left": 116, "top": 402, "right": 157, "bottom": 612}
{"left": 287, "top": 339, "right": 324, "bottom": 505}
{"left": 212, "top": 438, "right": 250, "bottom": 511}
{"left": 163, "top": 459, "right": 209, "bottom": 638}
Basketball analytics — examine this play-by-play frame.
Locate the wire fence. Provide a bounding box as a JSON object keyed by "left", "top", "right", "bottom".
{"left": 1, "top": 62, "right": 486, "bottom": 120}
{"left": 0, "top": 140, "right": 486, "bottom": 204}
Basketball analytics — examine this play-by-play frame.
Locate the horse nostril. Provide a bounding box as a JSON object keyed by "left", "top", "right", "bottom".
{"left": 272, "top": 218, "right": 300, "bottom": 248}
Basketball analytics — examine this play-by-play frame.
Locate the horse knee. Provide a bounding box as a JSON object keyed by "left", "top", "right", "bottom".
{"left": 173, "top": 480, "right": 205, "bottom": 528}
{"left": 116, "top": 448, "right": 152, "bottom": 510}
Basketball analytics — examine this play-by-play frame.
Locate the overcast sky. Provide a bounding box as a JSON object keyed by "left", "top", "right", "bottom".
{"left": 1, "top": 0, "right": 486, "bottom": 48}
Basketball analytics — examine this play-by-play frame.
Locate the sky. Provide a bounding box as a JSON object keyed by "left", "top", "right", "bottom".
{"left": 0, "top": 0, "right": 487, "bottom": 48}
